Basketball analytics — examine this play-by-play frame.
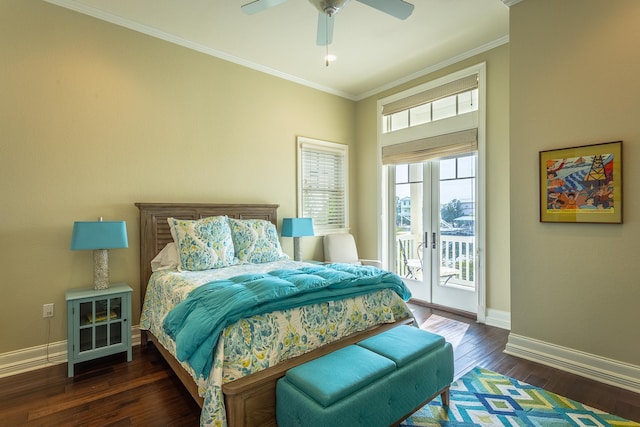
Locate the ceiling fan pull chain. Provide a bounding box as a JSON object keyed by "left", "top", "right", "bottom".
{"left": 325, "top": 16, "right": 330, "bottom": 67}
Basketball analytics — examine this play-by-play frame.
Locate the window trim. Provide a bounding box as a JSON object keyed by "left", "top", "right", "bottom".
{"left": 297, "top": 136, "right": 349, "bottom": 235}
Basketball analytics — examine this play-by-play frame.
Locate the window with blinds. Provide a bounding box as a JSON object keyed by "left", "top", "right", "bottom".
{"left": 297, "top": 137, "right": 348, "bottom": 233}
{"left": 382, "top": 74, "right": 479, "bottom": 134}
{"left": 380, "top": 71, "right": 480, "bottom": 165}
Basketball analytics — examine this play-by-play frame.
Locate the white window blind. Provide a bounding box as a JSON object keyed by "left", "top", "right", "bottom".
{"left": 381, "top": 71, "right": 480, "bottom": 164}
{"left": 382, "top": 74, "right": 479, "bottom": 116}
{"left": 298, "top": 137, "right": 348, "bottom": 232}
{"left": 382, "top": 129, "right": 478, "bottom": 165}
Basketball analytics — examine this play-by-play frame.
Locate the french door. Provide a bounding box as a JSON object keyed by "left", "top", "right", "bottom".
{"left": 392, "top": 153, "right": 478, "bottom": 314}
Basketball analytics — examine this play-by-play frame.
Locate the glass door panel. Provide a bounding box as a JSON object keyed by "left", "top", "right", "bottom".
{"left": 109, "top": 296, "right": 123, "bottom": 345}
{"left": 392, "top": 154, "right": 478, "bottom": 313}
{"left": 76, "top": 296, "right": 125, "bottom": 352}
{"left": 432, "top": 155, "right": 477, "bottom": 313}
{"left": 110, "top": 323, "right": 122, "bottom": 345}
{"left": 96, "top": 324, "right": 108, "bottom": 348}
{"left": 394, "top": 163, "right": 429, "bottom": 299}
{"left": 110, "top": 297, "right": 122, "bottom": 320}
{"left": 79, "top": 300, "right": 94, "bottom": 352}
{"left": 79, "top": 301, "right": 92, "bottom": 326}
{"left": 80, "top": 328, "right": 92, "bottom": 352}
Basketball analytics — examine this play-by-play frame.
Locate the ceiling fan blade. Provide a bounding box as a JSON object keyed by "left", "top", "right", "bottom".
{"left": 356, "top": 0, "right": 414, "bottom": 20}
{"left": 241, "top": 0, "right": 289, "bottom": 15}
{"left": 316, "top": 12, "right": 335, "bottom": 46}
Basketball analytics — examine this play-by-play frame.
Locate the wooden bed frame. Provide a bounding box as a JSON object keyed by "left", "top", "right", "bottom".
{"left": 135, "top": 202, "right": 412, "bottom": 427}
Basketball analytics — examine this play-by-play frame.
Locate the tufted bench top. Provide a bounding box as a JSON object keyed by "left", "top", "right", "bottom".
{"left": 284, "top": 345, "right": 396, "bottom": 407}
{"left": 358, "top": 325, "right": 446, "bottom": 367}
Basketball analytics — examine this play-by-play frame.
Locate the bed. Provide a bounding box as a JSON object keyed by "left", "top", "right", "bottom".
{"left": 135, "top": 202, "right": 414, "bottom": 427}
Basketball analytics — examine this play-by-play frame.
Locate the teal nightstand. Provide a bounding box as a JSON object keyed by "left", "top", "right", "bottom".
{"left": 65, "top": 283, "right": 132, "bottom": 377}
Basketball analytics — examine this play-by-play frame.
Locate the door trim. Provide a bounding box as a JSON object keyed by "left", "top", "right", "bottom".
{"left": 377, "top": 62, "right": 487, "bottom": 323}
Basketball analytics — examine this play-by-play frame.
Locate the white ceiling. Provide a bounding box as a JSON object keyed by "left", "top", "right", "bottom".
{"left": 44, "top": 0, "right": 510, "bottom": 100}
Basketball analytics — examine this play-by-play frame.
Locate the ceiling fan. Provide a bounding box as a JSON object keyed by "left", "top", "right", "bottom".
{"left": 241, "top": 0, "right": 415, "bottom": 46}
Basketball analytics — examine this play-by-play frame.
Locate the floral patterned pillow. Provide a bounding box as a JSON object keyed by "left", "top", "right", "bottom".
{"left": 167, "top": 216, "right": 236, "bottom": 271}
{"left": 228, "top": 218, "right": 288, "bottom": 264}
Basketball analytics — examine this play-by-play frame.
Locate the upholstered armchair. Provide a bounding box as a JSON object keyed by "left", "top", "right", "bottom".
{"left": 323, "top": 233, "right": 382, "bottom": 268}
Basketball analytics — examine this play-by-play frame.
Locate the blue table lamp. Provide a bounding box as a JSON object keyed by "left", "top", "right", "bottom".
{"left": 71, "top": 218, "right": 128, "bottom": 290}
{"left": 281, "top": 218, "right": 314, "bottom": 261}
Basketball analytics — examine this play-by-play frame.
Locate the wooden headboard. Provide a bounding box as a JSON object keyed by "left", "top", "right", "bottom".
{"left": 135, "top": 203, "right": 279, "bottom": 309}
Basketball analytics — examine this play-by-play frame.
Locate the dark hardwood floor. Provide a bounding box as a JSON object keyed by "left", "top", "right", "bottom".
{"left": 2, "top": 304, "right": 639, "bottom": 426}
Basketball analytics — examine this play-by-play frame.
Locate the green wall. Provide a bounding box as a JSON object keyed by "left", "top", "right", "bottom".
{"left": 6, "top": 0, "right": 637, "bottom": 374}
{"left": 509, "top": 0, "right": 640, "bottom": 365}
{"left": 0, "top": 0, "right": 355, "bottom": 353}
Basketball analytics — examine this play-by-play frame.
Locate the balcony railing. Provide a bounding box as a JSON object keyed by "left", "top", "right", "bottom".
{"left": 396, "top": 233, "right": 475, "bottom": 288}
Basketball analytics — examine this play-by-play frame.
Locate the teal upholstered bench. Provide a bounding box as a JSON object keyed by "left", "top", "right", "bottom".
{"left": 276, "top": 325, "right": 454, "bottom": 427}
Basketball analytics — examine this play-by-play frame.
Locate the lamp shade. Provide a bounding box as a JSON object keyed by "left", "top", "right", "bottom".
{"left": 70, "top": 221, "right": 128, "bottom": 250}
{"left": 281, "top": 218, "right": 314, "bottom": 238}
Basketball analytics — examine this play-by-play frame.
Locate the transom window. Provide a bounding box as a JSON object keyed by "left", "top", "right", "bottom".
{"left": 383, "top": 88, "right": 478, "bottom": 133}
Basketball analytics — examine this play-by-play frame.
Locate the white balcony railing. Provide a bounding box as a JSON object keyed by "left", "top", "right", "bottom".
{"left": 396, "top": 234, "right": 475, "bottom": 288}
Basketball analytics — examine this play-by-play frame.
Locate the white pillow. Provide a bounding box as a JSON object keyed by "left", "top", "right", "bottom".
{"left": 150, "top": 243, "right": 180, "bottom": 272}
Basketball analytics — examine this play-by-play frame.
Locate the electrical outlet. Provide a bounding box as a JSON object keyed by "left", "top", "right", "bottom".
{"left": 43, "top": 303, "right": 54, "bottom": 318}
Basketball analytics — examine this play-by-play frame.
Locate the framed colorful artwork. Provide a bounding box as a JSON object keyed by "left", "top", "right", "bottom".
{"left": 540, "top": 141, "right": 622, "bottom": 223}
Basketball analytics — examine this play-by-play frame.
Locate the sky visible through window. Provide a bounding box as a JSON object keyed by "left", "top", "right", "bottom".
{"left": 396, "top": 156, "right": 476, "bottom": 205}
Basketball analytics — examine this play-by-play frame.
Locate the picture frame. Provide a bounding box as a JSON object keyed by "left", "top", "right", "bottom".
{"left": 540, "top": 141, "right": 622, "bottom": 223}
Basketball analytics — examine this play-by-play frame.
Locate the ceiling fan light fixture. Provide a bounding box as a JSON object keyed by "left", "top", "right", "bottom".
{"left": 309, "top": 0, "right": 350, "bottom": 16}
{"left": 242, "top": 0, "right": 415, "bottom": 54}
{"left": 325, "top": 6, "right": 338, "bottom": 15}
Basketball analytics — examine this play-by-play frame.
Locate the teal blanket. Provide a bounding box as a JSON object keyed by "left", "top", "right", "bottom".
{"left": 163, "top": 263, "right": 411, "bottom": 379}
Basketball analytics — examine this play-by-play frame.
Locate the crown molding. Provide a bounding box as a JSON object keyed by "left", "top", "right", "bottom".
{"left": 356, "top": 35, "right": 509, "bottom": 101}
{"left": 44, "top": 0, "right": 510, "bottom": 101}
{"left": 502, "top": 0, "right": 525, "bottom": 6}
{"left": 43, "top": 0, "right": 355, "bottom": 100}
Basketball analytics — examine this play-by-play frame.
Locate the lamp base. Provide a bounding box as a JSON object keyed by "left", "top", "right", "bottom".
{"left": 293, "top": 237, "right": 302, "bottom": 262}
{"left": 93, "top": 249, "right": 110, "bottom": 290}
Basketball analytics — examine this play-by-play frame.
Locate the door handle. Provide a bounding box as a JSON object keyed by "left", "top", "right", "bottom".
{"left": 432, "top": 232, "right": 436, "bottom": 249}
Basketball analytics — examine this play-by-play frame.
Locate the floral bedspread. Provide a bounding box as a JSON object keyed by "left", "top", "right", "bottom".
{"left": 140, "top": 260, "right": 413, "bottom": 426}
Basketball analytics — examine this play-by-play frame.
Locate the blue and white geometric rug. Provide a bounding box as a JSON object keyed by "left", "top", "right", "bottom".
{"left": 401, "top": 367, "right": 640, "bottom": 426}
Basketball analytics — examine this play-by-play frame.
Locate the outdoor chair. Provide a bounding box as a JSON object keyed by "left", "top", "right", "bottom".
{"left": 399, "top": 239, "right": 422, "bottom": 279}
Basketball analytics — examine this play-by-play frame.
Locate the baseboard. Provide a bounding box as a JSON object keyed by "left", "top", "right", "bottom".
{"left": 409, "top": 300, "right": 511, "bottom": 331}
{"left": 408, "top": 299, "right": 477, "bottom": 321}
{"left": 505, "top": 333, "right": 640, "bottom": 394}
{"left": 0, "top": 326, "right": 141, "bottom": 378}
{"left": 484, "top": 308, "right": 511, "bottom": 330}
